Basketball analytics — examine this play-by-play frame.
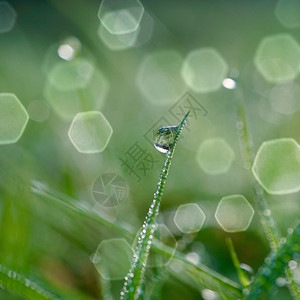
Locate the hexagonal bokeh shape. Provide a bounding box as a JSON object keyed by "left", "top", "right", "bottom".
{"left": 68, "top": 111, "right": 113, "bottom": 154}
{"left": 252, "top": 138, "right": 300, "bottom": 194}
{"left": 254, "top": 34, "right": 300, "bottom": 83}
{"left": 97, "top": 23, "right": 139, "bottom": 51}
{"left": 196, "top": 138, "right": 235, "bottom": 175}
{"left": 136, "top": 50, "right": 186, "bottom": 106}
{"left": 269, "top": 82, "right": 300, "bottom": 115}
{"left": 98, "top": 0, "right": 144, "bottom": 35}
{"left": 174, "top": 203, "right": 206, "bottom": 234}
{"left": 0, "top": 2, "right": 17, "bottom": 34}
{"left": 91, "top": 238, "right": 133, "bottom": 280}
{"left": 181, "top": 48, "right": 228, "bottom": 93}
{"left": 44, "top": 68, "right": 109, "bottom": 121}
{"left": 275, "top": 0, "right": 300, "bottom": 29}
{"left": 132, "top": 224, "right": 177, "bottom": 268}
{"left": 0, "top": 93, "right": 29, "bottom": 145}
{"left": 215, "top": 195, "right": 254, "bottom": 233}
{"left": 48, "top": 58, "right": 94, "bottom": 91}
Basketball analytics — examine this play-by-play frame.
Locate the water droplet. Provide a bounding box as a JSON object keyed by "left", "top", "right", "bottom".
{"left": 289, "top": 260, "right": 298, "bottom": 270}
{"left": 240, "top": 263, "right": 254, "bottom": 275}
{"left": 276, "top": 277, "right": 287, "bottom": 287}
{"left": 153, "top": 126, "right": 178, "bottom": 153}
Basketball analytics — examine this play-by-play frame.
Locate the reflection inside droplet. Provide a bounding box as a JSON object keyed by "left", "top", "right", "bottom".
{"left": 153, "top": 126, "right": 178, "bottom": 153}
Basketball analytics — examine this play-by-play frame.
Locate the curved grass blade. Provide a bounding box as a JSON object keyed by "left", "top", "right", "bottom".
{"left": 0, "top": 263, "right": 91, "bottom": 300}
{"left": 31, "top": 181, "right": 242, "bottom": 297}
{"left": 120, "top": 111, "right": 190, "bottom": 299}
{"left": 245, "top": 222, "right": 300, "bottom": 299}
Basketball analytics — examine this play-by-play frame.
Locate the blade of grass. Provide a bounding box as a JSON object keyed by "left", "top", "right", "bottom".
{"left": 120, "top": 111, "right": 190, "bottom": 300}
{"left": 0, "top": 263, "right": 92, "bottom": 300}
{"left": 234, "top": 87, "right": 280, "bottom": 248}
{"left": 234, "top": 87, "right": 300, "bottom": 298}
{"left": 226, "top": 238, "right": 250, "bottom": 288}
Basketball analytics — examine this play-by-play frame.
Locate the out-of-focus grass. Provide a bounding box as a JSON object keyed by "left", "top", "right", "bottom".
{"left": 1, "top": 0, "right": 300, "bottom": 299}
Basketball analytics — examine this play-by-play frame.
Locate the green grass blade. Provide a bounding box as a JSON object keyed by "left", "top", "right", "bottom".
{"left": 226, "top": 238, "right": 250, "bottom": 288}
{"left": 235, "top": 88, "right": 280, "bottom": 249}
{"left": 234, "top": 87, "right": 300, "bottom": 298}
{"left": 245, "top": 222, "right": 300, "bottom": 299}
{"left": 0, "top": 263, "right": 91, "bottom": 300}
{"left": 120, "top": 111, "right": 190, "bottom": 300}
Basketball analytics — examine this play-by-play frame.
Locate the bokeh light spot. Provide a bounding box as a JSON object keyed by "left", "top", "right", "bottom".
{"left": 269, "top": 82, "right": 300, "bottom": 115}
{"left": 252, "top": 138, "right": 300, "bottom": 194}
{"left": 136, "top": 50, "right": 186, "bottom": 106}
{"left": 181, "top": 48, "right": 228, "bottom": 93}
{"left": 254, "top": 34, "right": 300, "bottom": 83}
{"left": 0, "top": 93, "right": 29, "bottom": 145}
{"left": 215, "top": 195, "right": 254, "bottom": 233}
{"left": 44, "top": 68, "right": 109, "bottom": 120}
{"left": 98, "top": 0, "right": 144, "bottom": 34}
{"left": 48, "top": 58, "right": 94, "bottom": 91}
{"left": 0, "top": 2, "right": 16, "bottom": 34}
{"left": 97, "top": 23, "right": 139, "bottom": 51}
{"left": 275, "top": 0, "right": 300, "bottom": 28}
{"left": 91, "top": 238, "right": 133, "bottom": 280}
{"left": 196, "top": 138, "right": 235, "bottom": 175}
{"left": 68, "top": 111, "right": 113, "bottom": 154}
{"left": 174, "top": 203, "right": 206, "bottom": 234}
{"left": 222, "top": 78, "right": 237, "bottom": 90}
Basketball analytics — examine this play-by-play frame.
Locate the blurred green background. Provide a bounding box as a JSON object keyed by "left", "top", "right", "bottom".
{"left": 1, "top": 0, "right": 300, "bottom": 299}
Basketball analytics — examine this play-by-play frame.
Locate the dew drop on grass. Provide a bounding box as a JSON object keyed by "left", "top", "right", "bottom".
{"left": 153, "top": 126, "right": 178, "bottom": 153}
{"left": 240, "top": 263, "right": 253, "bottom": 275}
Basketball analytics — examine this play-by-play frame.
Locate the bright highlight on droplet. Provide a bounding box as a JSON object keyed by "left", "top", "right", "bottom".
{"left": 196, "top": 138, "right": 235, "bottom": 175}
{"left": 222, "top": 78, "right": 237, "bottom": 90}
{"left": 252, "top": 138, "right": 300, "bottom": 195}
{"left": 136, "top": 50, "right": 186, "bottom": 106}
{"left": 91, "top": 238, "right": 133, "bottom": 280}
{"left": 98, "top": 0, "right": 144, "bottom": 34}
{"left": 174, "top": 203, "right": 206, "bottom": 234}
{"left": 254, "top": 34, "right": 300, "bottom": 83}
{"left": 0, "top": 2, "right": 17, "bottom": 34}
{"left": 68, "top": 111, "right": 113, "bottom": 154}
{"left": 181, "top": 47, "right": 228, "bottom": 93}
{"left": 215, "top": 195, "right": 254, "bottom": 233}
{"left": 275, "top": 0, "right": 300, "bottom": 29}
{"left": 0, "top": 93, "right": 29, "bottom": 145}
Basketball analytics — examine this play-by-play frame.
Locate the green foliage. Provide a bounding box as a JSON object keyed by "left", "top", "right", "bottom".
{"left": 0, "top": 263, "right": 91, "bottom": 300}
{"left": 246, "top": 223, "right": 300, "bottom": 299}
